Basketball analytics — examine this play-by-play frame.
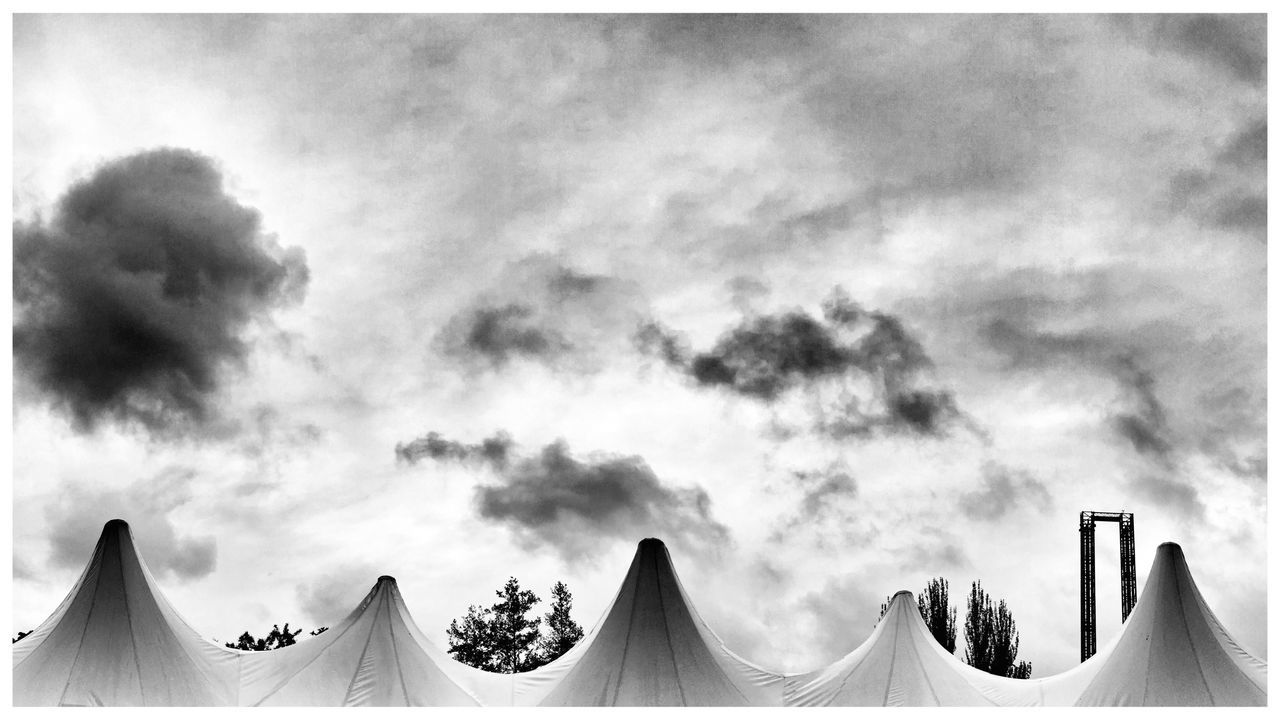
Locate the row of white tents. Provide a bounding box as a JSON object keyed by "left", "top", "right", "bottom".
{"left": 12, "top": 519, "right": 1267, "bottom": 706}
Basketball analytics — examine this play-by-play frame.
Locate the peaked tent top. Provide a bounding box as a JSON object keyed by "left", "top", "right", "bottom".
{"left": 1074, "top": 542, "right": 1266, "bottom": 706}
{"left": 535, "top": 537, "right": 784, "bottom": 706}
{"left": 238, "top": 574, "right": 489, "bottom": 706}
{"left": 12, "top": 519, "right": 241, "bottom": 706}
{"left": 786, "top": 589, "right": 997, "bottom": 706}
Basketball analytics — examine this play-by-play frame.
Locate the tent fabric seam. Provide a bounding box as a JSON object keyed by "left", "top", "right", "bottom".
{"left": 57, "top": 541, "right": 107, "bottom": 707}
{"left": 651, "top": 547, "right": 688, "bottom": 705}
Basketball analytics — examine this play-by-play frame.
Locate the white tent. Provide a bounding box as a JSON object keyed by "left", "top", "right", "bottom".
{"left": 788, "top": 541, "right": 1268, "bottom": 707}
{"left": 13, "top": 522, "right": 1267, "bottom": 707}
{"left": 12, "top": 519, "right": 240, "bottom": 706}
{"left": 237, "top": 575, "right": 492, "bottom": 706}
{"left": 531, "top": 538, "right": 784, "bottom": 706}
{"left": 1072, "top": 542, "right": 1266, "bottom": 706}
{"left": 785, "top": 589, "right": 999, "bottom": 706}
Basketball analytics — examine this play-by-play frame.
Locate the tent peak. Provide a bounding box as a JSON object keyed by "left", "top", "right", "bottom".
{"left": 103, "top": 518, "right": 130, "bottom": 531}
{"left": 638, "top": 537, "right": 666, "bottom": 549}
{"left": 1156, "top": 541, "right": 1182, "bottom": 550}
{"left": 376, "top": 575, "right": 397, "bottom": 584}
{"left": 890, "top": 590, "right": 913, "bottom": 599}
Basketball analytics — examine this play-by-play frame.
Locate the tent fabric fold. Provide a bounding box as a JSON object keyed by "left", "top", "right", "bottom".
{"left": 12, "top": 519, "right": 241, "bottom": 706}
{"left": 237, "top": 575, "right": 486, "bottom": 706}
{"left": 536, "top": 538, "right": 785, "bottom": 706}
{"left": 13, "top": 522, "right": 1267, "bottom": 706}
{"left": 1072, "top": 542, "right": 1266, "bottom": 706}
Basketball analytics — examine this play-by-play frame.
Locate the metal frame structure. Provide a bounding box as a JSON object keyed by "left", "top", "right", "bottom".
{"left": 1079, "top": 511, "right": 1136, "bottom": 662}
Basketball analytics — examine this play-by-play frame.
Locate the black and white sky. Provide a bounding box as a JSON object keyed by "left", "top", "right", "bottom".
{"left": 10, "top": 13, "right": 1268, "bottom": 675}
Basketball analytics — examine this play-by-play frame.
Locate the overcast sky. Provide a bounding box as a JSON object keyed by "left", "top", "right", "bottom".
{"left": 10, "top": 14, "right": 1267, "bottom": 676}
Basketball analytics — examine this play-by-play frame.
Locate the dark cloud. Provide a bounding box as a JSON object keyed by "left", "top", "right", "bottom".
{"left": 959, "top": 462, "right": 1052, "bottom": 522}
{"left": 1164, "top": 14, "right": 1266, "bottom": 85}
{"left": 1218, "top": 119, "right": 1266, "bottom": 169}
{"left": 633, "top": 319, "right": 690, "bottom": 367}
{"left": 644, "top": 287, "right": 962, "bottom": 437}
{"left": 394, "top": 430, "right": 513, "bottom": 468}
{"left": 449, "top": 304, "right": 570, "bottom": 366}
{"left": 1110, "top": 358, "right": 1174, "bottom": 466}
{"left": 1163, "top": 118, "right": 1266, "bottom": 239}
{"left": 13, "top": 148, "right": 308, "bottom": 437}
{"left": 402, "top": 432, "right": 728, "bottom": 560}
{"left": 795, "top": 468, "right": 857, "bottom": 519}
{"left": 438, "top": 256, "right": 647, "bottom": 372}
{"left": 1128, "top": 474, "right": 1205, "bottom": 521}
{"left": 45, "top": 466, "right": 217, "bottom": 582}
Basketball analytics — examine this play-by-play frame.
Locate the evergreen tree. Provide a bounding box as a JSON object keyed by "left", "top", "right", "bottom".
{"left": 964, "top": 581, "right": 994, "bottom": 672}
{"left": 446, "top": 577, "right": 547, "bottom": 673}
{"left": 489, "top": 577, "right": 542, "bottom": 673}
{"left": 538, "top": 581, "right": 584, "bottom": 664}
{"left": 447, "top": 605, "right": 497, "bottom": 670}
{"left": 917, "top": 577, "right": 957, "bottom": 654}
{"left": 963, "top": 582, "right": 1031, "bottom": 678}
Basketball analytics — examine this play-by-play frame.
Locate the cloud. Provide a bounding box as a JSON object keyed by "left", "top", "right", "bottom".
{"left": 726, "top": 275, "right": 771, "bottom": 315}
{"left": 1161, "top": 118, "right": 1268, "bottom": 240}
{"left": 798, "top": 575, "right": 885, "bottom": 663}
{"left": 767, "top": 465, "right": 870, "bottom": 552}
{"left": 297, "top": 563, "right": 382, "bottom": 626}
{"left": 438, "top": 256, "right": 648, "bottom": 373}
{"left": 1156, "top": 14, "right": 1266, "bottom": 85}
{"left": 959, "top": 462, "right": 1053, "bottom": 522}
{"left": 643, "top": 287, "right": 963, "bottom": 437}
{"left": 394, "top": 430, "right": 513, "bottom": 468}
{"left": 401, "top": 432, "right": 729, "bottom": 560}
{"left": 795, "top": 468, "right": 857, "bottom": 519}
{"left": 1110, "top": 357, "right": 1175, "bottom": 466}
{"left": 1128, "top": 474, "right": 1205, "bottom": 521}
{"left": 44, "top": 466, "right": 217, "bottom": 581}
{"left": 13, "top": 148, "right": 309, "bottom": 437}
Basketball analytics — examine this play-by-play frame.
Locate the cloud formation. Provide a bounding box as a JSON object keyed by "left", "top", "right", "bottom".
{"left": 642, "top": 288, "right": 962, "bottom": 437}
{"left": 438, "top": 256, "right": 647, "bottom": 373}
{"left": 45, "top": 466, "right": 217, "bottom": 581}
{"left": 958, "top": 462, "right": 1053, "bottom": 522}
{"left": 394, "top": 430, "right": 513, "bottom": 468}
{"left": 13, "top": 148, "right": 309, "bottom": 436}
{"left": 399, "top": 432, "right": 729, "bottom": 560}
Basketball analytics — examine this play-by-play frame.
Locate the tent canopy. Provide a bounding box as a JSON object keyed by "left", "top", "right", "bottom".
{"left": 13, "top": 522, "right": 1267, "bottom": 707}
{"left": 12, "top": 519, "right": 240, "bottom": 706}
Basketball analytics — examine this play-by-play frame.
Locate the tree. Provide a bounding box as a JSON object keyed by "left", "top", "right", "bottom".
{"left": 963, "top": 581, "right": 1031, "bottom": 678}
{"left": 447, "top": 577, "right": 543, "bottom": 673}
{"left": 964, "top": 581, "right": 994, "bottom": 672}
{"left": 226, "top": 623, "right": 303, "bottom": 651}
{"left": 538, "top": 581, "right": 584, "bottom": 662}
{"left": 877, "top": 578, "right": 956, "bottom": 655}
{"left": 917, "top": 577, "right": 957, "bottom": 654}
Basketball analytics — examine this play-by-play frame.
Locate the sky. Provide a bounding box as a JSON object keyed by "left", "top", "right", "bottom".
{"left": 9, "top": 13, "right": 1268, "bottom": 676}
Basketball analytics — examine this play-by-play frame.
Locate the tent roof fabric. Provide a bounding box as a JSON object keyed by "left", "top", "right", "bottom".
{"left": 237, "top": 575, "right": 485, "bottom": 706}
{"left": 786, "top": 589, "right": 997, "bottom": 706}
{"left": 537, "top": 538, "right": 784, "bottom": 706}
{"left": 12, "top": 522, "right": 1267, "bottom": 707}
{"left": 1073, "top": 542, "right": 1266, "bottom": 706}
{"left": 12, "top": 519, "right": 240, "bottom": 706}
